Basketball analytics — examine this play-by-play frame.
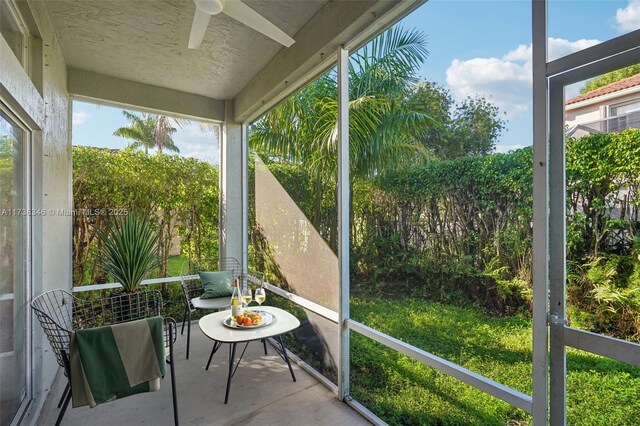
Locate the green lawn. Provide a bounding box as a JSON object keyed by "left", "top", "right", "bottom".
{"left": 143, "top": 260, "right": 640, "bottom": 425}
{"left": 166, "top": 255, "right": 189, "bottom": 277}
{"left": 350, "top": 298, "right": 640, "bottom": 426}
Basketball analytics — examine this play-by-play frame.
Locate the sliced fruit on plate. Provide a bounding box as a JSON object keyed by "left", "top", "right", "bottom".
{"left": 233, "top": 310, "right": 265, "bottom": 326}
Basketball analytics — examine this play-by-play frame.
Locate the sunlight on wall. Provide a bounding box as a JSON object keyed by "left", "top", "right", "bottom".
{"left": 255, "top": 156, "right": 338, "bottom": 310}
{"left": 255, "top": 155, "right": 339, "bottom": 369}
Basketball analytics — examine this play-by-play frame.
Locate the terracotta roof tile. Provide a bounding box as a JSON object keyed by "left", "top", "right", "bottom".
{"left": 566, "top": 73, "right": 640, "bottom": 105}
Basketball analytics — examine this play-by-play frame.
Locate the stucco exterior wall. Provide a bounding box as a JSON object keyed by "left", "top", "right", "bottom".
{"left": 0, "top": 1, "right": 71, "bottom": 424}
{"left": 565, "top": 105, "right": 602, "bottom": 127}
{"left": 566, "top": 89, "right": 640, "bottom": 127}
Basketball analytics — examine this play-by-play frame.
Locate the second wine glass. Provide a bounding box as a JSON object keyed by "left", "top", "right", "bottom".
{"left": 254, "top": 287, "right": 266, "bottom": 307}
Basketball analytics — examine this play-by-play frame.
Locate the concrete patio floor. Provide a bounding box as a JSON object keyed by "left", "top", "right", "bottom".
{"left": 36, "top": 324, "right": 369, "bottom": 426}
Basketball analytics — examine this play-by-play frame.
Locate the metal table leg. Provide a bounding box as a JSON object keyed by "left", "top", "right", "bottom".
{"left": 206, "top": 340, "right": 223, "bottom": 370}
{"left": 224, "top": 343, "right": 237, "bottom": 404}
{"left": 277, "top": 335, "right": 296, "bottom": 382}
{"left": 222, "top": 335, "right": 295, "bottom": 404}
{"left": 223, "top": 341, "right": 251, "bottom": 403}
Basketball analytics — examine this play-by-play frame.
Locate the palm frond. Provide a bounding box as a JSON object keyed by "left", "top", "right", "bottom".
{"left": 114, "top": 111, "right": 181, "bottom": 154}
{"left": 249, "top": 25, "right": 431, "bottom": 183}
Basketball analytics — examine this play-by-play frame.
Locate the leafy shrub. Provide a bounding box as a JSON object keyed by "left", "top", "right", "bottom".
{"left": 568, "top": 254, "right": 640, "bottom": 341}
{"left": 73, "top": 146, "right": 219, "bottom": 285}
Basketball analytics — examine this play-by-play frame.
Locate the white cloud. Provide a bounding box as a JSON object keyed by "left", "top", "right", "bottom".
{"left": 445, "top": 38, "right": 600, "bottom": 119}
{"left": 72, "top": 111, "right": 90, "bottom": 126}
{"left": 495, "top": 144, "right": 526, "bottom": 154}
{"left": 547, "top": 38, "right": 602, "bottom": 61}
{"left": 173, "top": 122, "right": 220, "bottom": 164}
{"left": 502, "top": 38, "right": 601, "bottom": 63}
{"left": 184, "top": 146, "right": 220, "bottom": 165}
{"left": 615, "top": 0, "right": 640, "bottom": 32}
{"left": 446, "top": 57, "right": 531, "bottom": 118}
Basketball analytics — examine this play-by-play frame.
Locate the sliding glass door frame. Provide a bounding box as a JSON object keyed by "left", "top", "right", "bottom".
{"left": 0, "top": 100, "right": 32, "bottom": 426}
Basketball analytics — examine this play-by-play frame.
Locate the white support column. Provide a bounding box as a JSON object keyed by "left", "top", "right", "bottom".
{"left": 241, "top": 123, "right": 249, "bottom": 274}
{"left": 531, "top": 1, "right": 549, "bottom": 425}
{"left": 337, "top": 45, "right": 350, "bottom": 401}
{"left": 219, "top": 100, "right": 245, "bottom": 268}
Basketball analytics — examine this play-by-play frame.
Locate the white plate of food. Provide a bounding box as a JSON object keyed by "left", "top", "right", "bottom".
{"left": 222, "top": 310, "right": 276, "bottom": 329}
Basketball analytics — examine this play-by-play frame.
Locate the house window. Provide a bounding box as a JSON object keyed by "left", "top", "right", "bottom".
{"left": 0, "top": 0, "right": 28, "bottom": 68}
{"left": 608, "top": 99, "right": 640, "bottom": 132}
{"left": 610, "top": 99, "right": 640, "bottom": 116}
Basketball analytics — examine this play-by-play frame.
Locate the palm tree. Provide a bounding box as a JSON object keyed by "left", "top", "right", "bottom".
{"left": 114, "top": 111, "right": 182, "bottom": 154}
{"left": 250, "top": 26, "right": 431, "bottom": 180}
{"left": 154, "top": 115, "right": 181, "bottom": 154}
{"left": 250, "top": 26, "right": 432, "bottom": 246}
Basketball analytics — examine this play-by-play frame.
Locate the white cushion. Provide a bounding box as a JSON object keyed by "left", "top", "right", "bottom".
{"left": 191, "top": 296, "right": 229, "bottom": 310}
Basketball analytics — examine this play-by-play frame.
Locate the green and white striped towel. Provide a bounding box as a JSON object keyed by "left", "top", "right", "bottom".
{"left": 70, "top": 316, "right": 166, "bottom": 408}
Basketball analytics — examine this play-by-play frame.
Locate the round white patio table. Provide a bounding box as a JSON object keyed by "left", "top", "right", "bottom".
{"left": 198, "top": 306, "right": 301, "bottom": 403}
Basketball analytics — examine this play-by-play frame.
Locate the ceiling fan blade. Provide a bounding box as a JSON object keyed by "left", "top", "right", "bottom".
{"left": 223, "top": 0, "right": 295, "bottom": 47}
{"left": 188, "top": 8, "right": 212, "bottom": 49}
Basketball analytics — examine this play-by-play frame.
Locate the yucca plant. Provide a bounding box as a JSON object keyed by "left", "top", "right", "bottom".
{"left": 98, "top": 215, "right": 159, "bottom": 293}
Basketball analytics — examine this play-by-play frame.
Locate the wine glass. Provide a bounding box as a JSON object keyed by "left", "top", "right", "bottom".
{"left": 241, "top": 287, "right": 253, "bottom": 309}
{"left": 254, "top": 287, "right": 266, "bottom": 308}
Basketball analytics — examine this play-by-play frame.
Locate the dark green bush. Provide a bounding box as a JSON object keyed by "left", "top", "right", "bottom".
{"left": 252, "top": 130, "right": 640, "bottom": 338}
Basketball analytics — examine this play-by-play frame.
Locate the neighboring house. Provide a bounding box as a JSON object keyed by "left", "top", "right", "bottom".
{"left": 565, "top": 74, "right": 640, "bottom": 229}
{"left": 565, "top": 73, "right": 640, "bottom": 137}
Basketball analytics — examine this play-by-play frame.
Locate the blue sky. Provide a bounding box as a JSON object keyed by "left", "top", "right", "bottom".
{"left": 72, "top": 102, "right": 220, "bottom": 163}
{"left": 400, "top": 0, "right": 640, "bottom": 152}
{"left": 72, "top": 0, "right": 640, "bottom": 160}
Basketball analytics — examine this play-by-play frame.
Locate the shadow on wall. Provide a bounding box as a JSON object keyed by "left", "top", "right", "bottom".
{"left": 254, "top": 155, "right": 339, "bottom": 373}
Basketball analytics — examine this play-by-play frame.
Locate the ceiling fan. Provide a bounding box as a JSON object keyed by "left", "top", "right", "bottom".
{"left": 188, "top": 0, "right": 295, "bottom": 49}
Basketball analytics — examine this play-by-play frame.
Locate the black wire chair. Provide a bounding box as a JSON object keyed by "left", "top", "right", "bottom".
{"left": 180, "top": 257, "right": 248, "bottom": 359}
{"left": 31, "top": 289, "right": 179, "bottom": 426}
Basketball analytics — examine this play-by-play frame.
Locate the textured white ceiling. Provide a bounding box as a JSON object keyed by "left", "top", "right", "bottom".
{"left": 44, "top": 0, "right": 327, "bottom": 99}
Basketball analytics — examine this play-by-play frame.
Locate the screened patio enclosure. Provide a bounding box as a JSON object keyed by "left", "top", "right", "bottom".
{"left": 1, "top": 0, "right": 640, "bottom": 425}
